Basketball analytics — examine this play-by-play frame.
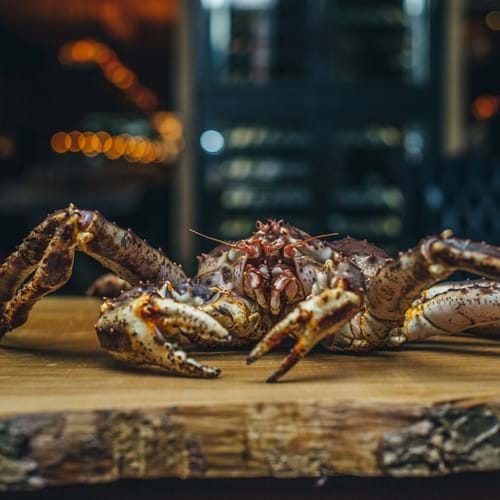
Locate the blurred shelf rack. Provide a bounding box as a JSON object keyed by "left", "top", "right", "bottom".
{"left": 175, "top": 0, "right": 445, "bottom": 266}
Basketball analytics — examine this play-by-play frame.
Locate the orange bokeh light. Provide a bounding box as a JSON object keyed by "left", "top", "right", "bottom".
{"left": 78, "top": 132, "right": 100, "bottom": 154}
{"left": 50, "top": 128, "right": 181, "bottom": 164}
{"left": 94, "top": 43, "right": 115, "bottom": 64}
{"left": 71, "top": 40, "right": 95, "bottom": 62}
{"left": 472, "top": 95, "right": 498, "bottom": 120}
{"left": 68, "top": 131, "right": 81, "bottom": 152}
{"left": 59, "top": 38, "right": 159, "bottom": 111}
{"left": 51, "top": 132, "right": 70, "bottom": 154}
{"left": 111, "top": 67, "right": 131, "bottom": 84}
{"left": 95, "top": 131, "right": 112, "bottom": 152}
{"left": 156, "top": 142, "right": 170, "bottom": 162}
{"left": 124, "top": 136, "right": 137, "bottom": 155}
{"left": 132, "top": 137, "right": 147, "bottom": 159}
{"left": 160, "top": 117, "right": 183, "bottom": 140}
{"left": 104, "top": 148, "right": 121, "bottom": 160}
{"left": 112, "top": 135, "right": 127, "bottom": 155}
{"left": 103, "top": 60, "right": 122, "bottom": 80}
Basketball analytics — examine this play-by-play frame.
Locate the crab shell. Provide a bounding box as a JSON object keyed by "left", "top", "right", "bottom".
{"left": 194, "top": 219, "right": 388, "bottom": 316}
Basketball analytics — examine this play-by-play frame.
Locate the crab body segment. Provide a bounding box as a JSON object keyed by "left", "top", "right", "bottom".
{"left": 1, "top": 205, "right": 500, "bottom": 382}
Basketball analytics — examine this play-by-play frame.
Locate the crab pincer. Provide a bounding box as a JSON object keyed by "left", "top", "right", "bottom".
{"left": 248, "top": 262, "right": 365, "bottom": 383}
{"left": 96, "top": 286, "right": 231, "bottom": 378}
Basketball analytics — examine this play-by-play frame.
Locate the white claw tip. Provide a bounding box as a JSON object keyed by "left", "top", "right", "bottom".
{"left": 174, "top": 350, "right": 187, "bottom": 362}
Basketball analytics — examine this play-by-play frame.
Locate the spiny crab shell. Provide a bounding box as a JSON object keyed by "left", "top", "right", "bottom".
{"left": 195, "top": 219, "right": 387, "bottom": 317}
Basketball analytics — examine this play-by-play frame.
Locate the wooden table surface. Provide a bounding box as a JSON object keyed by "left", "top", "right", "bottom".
{"left": 1, "top": 297, "right": 500, "bottom": 491}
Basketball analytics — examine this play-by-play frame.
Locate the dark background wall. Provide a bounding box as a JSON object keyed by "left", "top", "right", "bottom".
{"left": 0, "top": 0, "right": 499, "bottom": 288}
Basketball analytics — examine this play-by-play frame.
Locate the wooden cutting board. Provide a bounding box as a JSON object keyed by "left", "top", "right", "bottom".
{"left": 1, "top": 297, "right": 500, "bottom": 490}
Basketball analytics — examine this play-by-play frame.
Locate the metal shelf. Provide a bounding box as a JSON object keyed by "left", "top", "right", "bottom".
{"left": 178, "top": 0, "right": 443, "bottom": 261}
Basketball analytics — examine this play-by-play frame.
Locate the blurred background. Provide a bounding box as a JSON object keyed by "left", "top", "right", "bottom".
{"left": 0, "top": 0, "right": 499, "bottom": 290}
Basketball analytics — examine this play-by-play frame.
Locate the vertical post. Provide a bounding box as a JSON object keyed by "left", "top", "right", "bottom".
{"left": 442, "top": 0, "right": 465, "bottom": 155}
{"left": 172, "top": 0, "right": 198, "bottom": 272}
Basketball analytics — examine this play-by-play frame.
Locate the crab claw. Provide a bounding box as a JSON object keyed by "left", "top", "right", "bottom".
{"left": 96, "top": 287, "right": 230, "bottom": 378}
{"left": 247, "top": 288, "right": 363, "bottom": 382}
{"left": 198, "top": 289, "right": 269, "bottom": 343}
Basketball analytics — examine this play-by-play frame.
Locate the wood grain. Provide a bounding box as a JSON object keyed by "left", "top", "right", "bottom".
{"left": 1, "top": 297, "right": 500, "bottom": 490}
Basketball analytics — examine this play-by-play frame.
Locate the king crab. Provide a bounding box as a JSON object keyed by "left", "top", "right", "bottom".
{"left": 1, "top": 205, "right": 500, "bottom": 382}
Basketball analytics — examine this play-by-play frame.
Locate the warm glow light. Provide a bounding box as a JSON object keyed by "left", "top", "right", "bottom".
{"left": 124, "top": 136, "right": 137, "bottom": 155}
{"left": 58, "top": 38, "right": 159, "bottom": 111}
{"left": 105, "top": 148, "right": 121, "bottom": 160}
{"left": 151, "top": 112, "right": 167, "bottom": 129}
{"left": 94, "top": 44, "right": 115, "bottom": 64}
{"left": 111, "top": 67, "right": 130, "bottom": 83}
{"left": 51, "top": 132, "right": 70, "bottom": 154}
{"left": 78, "top": 132, "right": 100, "bottom": 154}
{"left": 68, "top": 131, "right": 81, "bottom": 152}
{"left": 116, "top": 71, "right": 135, "bottom": 89}
{"left": 472, "top": 95, "right": 498, "bottom": 120}
{"left": 140, "top": 141, "right": 155, "bottom": 163}
{"left": 112, "top": 135, "right": 127, "bottom": 155}
{"left": 486, "top": 11, "right": 500, "bottom": 31}
{"left": 72, "top": 40, "right": 95, "bottom": 62}
{"left": 152, "top": 142, "right": 163, "bottom": 161}
{"left": 77, "top": 132, "right": 89, "bottom": 151}
{"left": 50, "top": 128, "right": 181, "bottom": 164}
{"left": 103, "top": 60, "right": 121, "bottom": 80}
{"left": 160, "top": 116, "right": 183, "bottom": 140}
{"left": 152, "top": 111, "right": 184, "bottom": 160}
{"left": 132, "top": 137, "right": 147, "bottom": 159}
{"left": 158, "top": 143, "right": 169, "bottom": 162}
{"left": 96, "top": 131, "right": 111, "bottom": 152}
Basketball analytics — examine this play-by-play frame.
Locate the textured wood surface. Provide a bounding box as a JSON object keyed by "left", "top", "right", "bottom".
{"left": 1, "top": 297, "right": 500, "bottom": 490}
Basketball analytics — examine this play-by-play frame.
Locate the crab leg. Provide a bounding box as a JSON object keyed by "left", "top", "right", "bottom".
{"left": 247, "top": 261, "right": 364, "bottom": 382}
{"left": 97, "top": 287, "right": 230, "bottom": 377}
{"left": 248, "top": 287, "right": 363, "bottom": 382}
{"left": 1, "top": 212, "right": 79, "bottom": 333}
{"left": 363, "top": 231, "right": 500, "bottom": 346}
{"left": 387, "top": 280, "right": 500, "bottom": 346}
{"left": 0, "top": 204, "right": 187, "bottom": 337}
{"left": 0, "top": 208, "right": 69, "bottom": 316}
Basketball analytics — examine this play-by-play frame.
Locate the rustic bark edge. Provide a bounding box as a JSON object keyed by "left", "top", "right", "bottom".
{"left": 1, "top": 398, "right": 500, "bottom": 490}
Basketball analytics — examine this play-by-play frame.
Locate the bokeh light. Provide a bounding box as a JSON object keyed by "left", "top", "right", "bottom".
{"left": 58, "top": 39, "right": 159, "bottom": 111}
{"left": 472, "top": 95, "right": 498, "bottom": 120}
{"left": 50, "top": 128, "right": 181, "bottom": 165}
{"left": 486, "top": 11, "right": 500, "bottom": 31}
{"left": 200, "top": 130, "right": 225, "bottom": 154}
{"left": 50, "top": 132, "right": 70, "bottom": 154}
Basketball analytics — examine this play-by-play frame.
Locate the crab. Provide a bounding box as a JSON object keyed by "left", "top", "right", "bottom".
{"left": 1, "top": 204, "right": 500, "bottom": 382}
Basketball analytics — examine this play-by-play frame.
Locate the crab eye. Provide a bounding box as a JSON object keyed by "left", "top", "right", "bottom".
{"left": 246, "top": 245, "right": 258, "bottom": 257}
{"left": 284, "top": 244, "right": 299, "bottom": 258}
{"left": 239, "top": 242, "right": 261, "bottom": 258}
